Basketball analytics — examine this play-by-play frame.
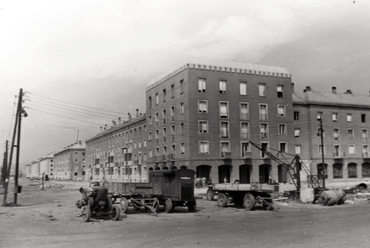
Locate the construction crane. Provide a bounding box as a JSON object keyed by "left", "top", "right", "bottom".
{"left": 249, "top": 141, "right": 323, "bottom": 193}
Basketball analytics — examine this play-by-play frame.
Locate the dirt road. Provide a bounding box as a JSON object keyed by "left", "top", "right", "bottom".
{"left": 1, "top": 178, "right": 370, "bottom": 248}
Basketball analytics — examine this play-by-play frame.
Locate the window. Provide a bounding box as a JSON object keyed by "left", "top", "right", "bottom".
{"left": 172, "top": 144, "right": 176, "bottom": 153}
{"left": 163, "top": 128, "right": 167, "bottom": 142}
{"left": 294, "top": 128, "right": 300, "bottom": 137}
{"left": 143, "top": 139, "right": 147, "bottom": 147}
{"left": 279, "top": 143, "right": 287, "bottom": 153}
{"left": 277, "top": 105, "right": 286, "bottom": 117}
{"left": 180, "top": 143, "right": 185, "bottom": 155}
{"left": 199, "top": 141, "right": 209, "bottom": 154}
{"left": 163, "top": 89, "right": 166, "bottom": 102}
{"left": 332, "top": 113, "right": 338, "bottom": 121}
{"left": 259, "top": 104, "right": 268, "bottom": 120}
{"left": 295, "top": 145, "right": 301, "bottom": 154}
{"left": 348, "top": 129, "right": 354, "bottom": 138}
{"left": 198, "top": 78, "right": 206, "bottom": 92}
{"left": 240, "top": 82, "right": 247, "bottom": 95}
{"left": 219, "top": 102, "right": 229, "bottom": 118}
{"left": 221, "top": 141, "right": 230, "bottom": 157}
{"left": 149, "top": 96, "right": 152, "bottom": 108}
{"left": 362, "top": 130, "right": 368, "bottom": 142}
{"left": 260, "top": 123, "right": 268, "bottom": 140}
{"left": 149, "top": 149, "right": 152, "bottom": 158}
{"left": 180, "top": 80, "right": 184, "bottom": 94}
{"left": 148, "top": 132, "right": 152, "bottom": 141}
{"left": 241, "top": 122, "right": 249, "bottom": 139}
{"left": 348, "top": 163, "right": 357, "bottom": 178}
{"left": 199, "top": 121, "right": 208, "bottom": 133}
{"left": 347, "top": 114, "right": 352, "bottom": 122}
{"left": 259, "top": 84, "right": 266, "bottom": 97}
{"left": 155, "top": 93, "right": 159, "bottom": 105}
{"left": 333, "top": 145, "right": 341, "bottom": 157}
{"left": 148, "top": 115, "right": 152, "bottom": 125}
{"left": 171, "top": 84, "right": 174, "bottom": 98}
{"left": 162, "top": 109, "right": 166, "bottom": 124}
{"left": 240, "top": 103, "right": 249, "bottom": 120}
{"left": 219, "top": 80, "right": 227, "bottom": 94}
{"left": 277, "top": 85, "right": 283, "bottom": 98}
{"left": 362, "top": 114, "right": 366, "bottom": 123}
{"left": 220, "top": 122, "right": 229, "bottom": 138}
{"left": 349, "top": 144, "right": 355, "bottom": 154}
{"left": 198, "top": 100, "right": 208, "bottom": 113}
{"left": 180, "top": 123, "right": 184, "bottom": 135}
{"left": 362, "top": 145, "right": 369, "bottom": 157}
{"left": 74, "top": 158, "right": 79, "bottom": 163}
{"left": 278, "top": 124, "right": 287, "bottom": 135}
{"left": 294, "top": 111, "right": 299, "bottom": 120}
{"left": 155, "top": 112, "right": 159, "bottom": 126}
{"left": 171, "top": 125, "right": 176, "bottom": 141}
{"left": 170, "top": 106, "right": 175, "bottom": 121}
{"left": 155, "top": 130, "right": 159, "bottom": 144}
{"left": 318, "top": 145, "right": 325, "bottom": 154}
{"left": 333, "top": 129, "right": 339, "bottom": 141}
{"left": 261, "top": 142, "right": 268, "bottom": 157}
{"left": 180, "top": 103, "right": 184, "bottom": 114}
{"left": 241, "top": 142, "right": 250, "bottom": 157}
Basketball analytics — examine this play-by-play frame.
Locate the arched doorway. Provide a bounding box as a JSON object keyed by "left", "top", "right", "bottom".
{"left": 196, "top": 165, "right": 211, "bottom": 180}
{"left": 180, "top": 165, "right": 187, "bottom": 169}
{"left": 362, "top": 163, "right": 370, "bottom": 178}
{"left": 239, "top": 164, "right": 252, "bottom": 183}
{"left": 348, "top": 163, "right": 357, "bottom": 178}
{"left": 317, "top": 163, "right": 328, "bottom": 179}
{"left": 333, "top": 163, "right": 343, "bottom": 179}
{"left": 277, "top": 164, "right": 287, "bottom": 183}
{"left": 218, "top": 165, "right": 231, "bottom": 183}
{"left": 259, "top": 164, "right": 271, "bottom": 183}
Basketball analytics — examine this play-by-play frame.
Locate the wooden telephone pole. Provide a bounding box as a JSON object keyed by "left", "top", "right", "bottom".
{"left": 2, "top": 89, "right": 25, "bottom": 206}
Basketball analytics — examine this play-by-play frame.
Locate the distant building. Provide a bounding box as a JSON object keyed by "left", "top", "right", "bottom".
{"left": 85, "top": 112, "right": 148, "bottom": 182}
{"left": 145, "top": 59, "right": 294, "bottom": 184}
{"left": 29, "top": 159, "right": 41, "bottom": 179}
{"left": 54, "top": 141, "right": 86, "bottom": 180}
{"left": 39, "top": 152, "right": 55, "bottom": 179}
{"left": 293, "top": 86, "right": 370, "bottom": 182}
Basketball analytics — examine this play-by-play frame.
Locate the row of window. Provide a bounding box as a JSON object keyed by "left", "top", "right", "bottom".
{"left": 87, "top": 126, "right": 147, "bottom": 147}
{"left": 318, "top": 144, "right": 369, "bottom": 156}
{"left": 294, "top": 128, "right": 369, "bottom": 140}
{"left": 294, "top": 111, "right": 367, "bottom": 123}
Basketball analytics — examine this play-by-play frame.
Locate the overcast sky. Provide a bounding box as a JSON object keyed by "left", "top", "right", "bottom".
{"left": 1, "top": 0, "right": 369, "bottom": 165}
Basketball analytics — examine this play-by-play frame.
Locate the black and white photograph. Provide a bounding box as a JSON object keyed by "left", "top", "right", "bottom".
{"left": 1, "top": 1, "right": 370, "bottom": 247}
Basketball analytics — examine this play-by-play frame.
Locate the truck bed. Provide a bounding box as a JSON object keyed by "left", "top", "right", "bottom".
{"left": 108, "top": 182, "right": 161, "bottom": 196}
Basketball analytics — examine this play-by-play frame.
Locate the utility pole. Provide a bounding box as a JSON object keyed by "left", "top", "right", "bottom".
{"left": 318, "top": 116, "right": 326, "bottom": 190}
{"left": 2, "top": 141, "right": 8, "bottom": 187}
{"left": 14, "top": 88, "right": 24, "bottom": 204}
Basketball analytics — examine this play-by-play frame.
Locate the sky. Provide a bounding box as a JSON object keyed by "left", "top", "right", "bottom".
{"left": 1, "top": 0, "right": 370, "bottom": 165}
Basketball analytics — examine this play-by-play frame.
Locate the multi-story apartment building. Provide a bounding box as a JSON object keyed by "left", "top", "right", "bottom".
{"left": 54, "top": 141, "right": 86, "bottom": 180}
{"left": 39, "top": 152, "right": 55, "bottom": 179}
{"left": 85, "top": 112, "right": 148, "bottom": 182}
{"left": 146, "top": 59, "right": 294, "bottom": 184}
{"left": 293, "top": 86, "right": 370, "bottom": 182}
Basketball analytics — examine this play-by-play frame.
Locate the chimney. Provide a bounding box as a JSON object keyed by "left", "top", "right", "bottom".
{"left": 291, "top": 83, "right": 295, "bottom": 92}
{"left": 303, "top": 86, "right": 311, "bottom": 92}
{"left": 112, "top": 120, "right": 116, "bottom": 126}
{"left": 128, "top": 113, "right": 131, "bottom": 121}
{"left": 345, "top": 89, "right": 352, "bottom": 94}
{"left": 100, "top": 126, "right": 102, "bottom": 133}
{"left": 118, "top": 117, "right": 121, "bottom": 125}
{"left": 136, "top": 109, "right": 139, "bottom": 117}
{"left": 104, "top": 124, "right": 107, "bottom": 131}
{"left": 332, "top": 87, "right": 337, "bottom": 94}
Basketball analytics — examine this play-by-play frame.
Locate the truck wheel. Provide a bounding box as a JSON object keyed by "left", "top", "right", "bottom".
{"left": 111, "top": 205, "right": 121, "bottom": 221}
{"left": 243, "top": 193, "right": 256, "bottom": 211}
{"left": 206, "top": 189, "right": 214, "bottom": 201}
{"left": 81, "top": 206, "right": 91, "bottom": 222}
{"left": 188, "top": 200, "right": 196, "bottom": 212}
{"left": 120, "top": 197, "right": 129, "bottom": 213}
{"left": 217, "top": 193, "right": 227, "bottom": 207}
{"left": 164, "top": 198, "right": 173, "bottom": 213}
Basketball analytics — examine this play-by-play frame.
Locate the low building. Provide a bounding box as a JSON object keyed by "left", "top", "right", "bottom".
{"left": 54, "top": 141, "right": 86, "bottom": 180}
{"left": 39, "top": 152, "right": 55, "bottom": 179}
{"left": 85, "top": 111, "right": 148, "bottom": 182}
{"left": 293, "top": 86, "right": 370, "bottom": 183}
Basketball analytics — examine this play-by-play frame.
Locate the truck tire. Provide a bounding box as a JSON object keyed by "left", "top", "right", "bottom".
{"left": 111, "top": 205, "right": 121, "bottom": 221}
{"left": 81, "top": 206, "right": 91, "bottom": 222}
{"left": 164, "top": 198, "right": 173, "bottom": 213}
{"left": 120, "top": 197, "right": 129, "bottom": 213}
{"left": 217, "top": 193, "right": 227, "bottom": 207}
{"left": 243, "top": 193, "right": 256, "bottom": 211}
{"left": 206, "top": 189, "right": 214, "bottom": 201}
{"left": 188, "top": 200, "right": 196, "bottom": 212}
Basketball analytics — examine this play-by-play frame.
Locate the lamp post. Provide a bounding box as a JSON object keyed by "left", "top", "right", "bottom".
{"left": 317, "top": 116, "right": 325, "bottom": 190}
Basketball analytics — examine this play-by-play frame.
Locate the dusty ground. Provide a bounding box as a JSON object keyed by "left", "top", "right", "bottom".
{"left": 1, "top": 178, "right": 370, "bottom": 248}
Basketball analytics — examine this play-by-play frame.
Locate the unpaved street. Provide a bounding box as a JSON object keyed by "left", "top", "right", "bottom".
{"left": 1, "top": 178, "right": 370, "bottom": 248}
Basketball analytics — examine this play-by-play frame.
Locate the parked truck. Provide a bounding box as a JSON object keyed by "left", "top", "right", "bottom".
{"left": 107, "top": 168, "right": 197, "bottom": 214}
{"left": 206, "top": 182, "right": 275, "bottom": 210}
